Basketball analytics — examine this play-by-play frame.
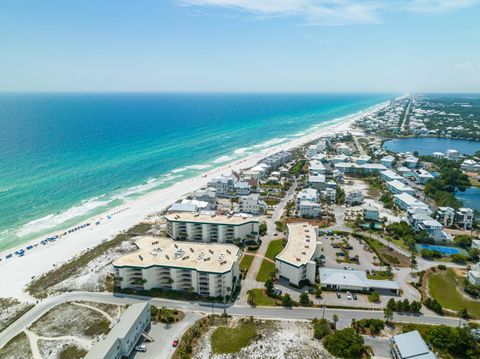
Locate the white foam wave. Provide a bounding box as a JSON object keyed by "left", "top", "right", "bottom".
{"left": 234, "top": 147, "right": 251, "bottom": 155}
{"left": 16, "top": 196, "right": 111, "bottom": 237}
{"left": 213, "top": 155, "right": 234, "bottom": 164}
{"left": 253, "top": 137, "right": 288, "bottom": 149}
{"left": 171, "top": 164, "right": 211, "bottom": 173}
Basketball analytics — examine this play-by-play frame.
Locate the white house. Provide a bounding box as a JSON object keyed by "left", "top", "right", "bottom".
{"left": 321, "top": 187, "right": 336, "bottom": 204}
{"left": 275, "top": 223, "right": 322, "bottom": 286}
{"left": 346, "top": 190, "right": 364, "bottom": 206}
{"left": 356, "top": 155, "right": 371, "bottom": 165}
{"left": 390, "top": 331, "right": 437, "bottom": 359}
{"left": 380, "top": 155, "right": 395, "bottom": 168}
{"left": 309, "top": 160, "right": 326, "bottom": 175}
{"left": 296, "top": 188, "right": 319, "bottom": 205}
{"left": 436, "top": 207, "right": 455, "bottom": 227}
{"left": 404, "top": 156, "right": 419, "bottom": 168}
{"left": 332, "top": 154, "right": 350, "bottom": 164}
{"left": 446, "top": 149, "right": 459, "bottom": 160}
{"left": 456, "top": 208, "right": 474, "bottom": 230}
{"left": 306, "top": 145, "right": 318, "bottom": 159}
{"left": 386, "top": 180, "right": 415, "bottom": 195}
{"left": 380, "top": 170, "right": 404, "bottom": 183}
{"left": 335, "top": 143, "right": 353, "bottom": 155}
{"left": 308, "top": 174, "right": 327, "bottom": 190}
{"left": 393, "top": 193, "right": 428, "bottom": 211}
{"left": 461, "top": 159, "right": 480, "bottom": 172}
{"left": 412, "top": 169, "right": 434, "bottom": 184}
{"left": 298, "top": 201, "right": 321, "bottom": 218}
{"left": 468, "top": 263, "right": 480, "bottom": 286}
{"left": 238, "top": 193, "right": 267, "bottom": 215}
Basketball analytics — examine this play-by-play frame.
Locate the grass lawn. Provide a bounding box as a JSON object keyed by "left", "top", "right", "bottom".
{"left": 367, "top": 271, "right": 394, "bottom": 280}
{"left": 248, "top": 288, "right": 277, "bottom": 306}
{"left": 256, "top": 259, "right": 275, "bottom": 282}
{"left": 363, "top": 237, "right": 410, "bottom": 267}
{"left": 428, "top": 268, "right": 480, "bottom": 318}
{"left": 388, "top": 237, "right": 410, "bottom": 251}
{"left": 240, "top": 254, "right": 254, "bottom": 272}
{"left": 211, "top": 321, "right": 257, "bottom": 354}
{"left": 264, "top": 239, "right": 285, "bottom": 260}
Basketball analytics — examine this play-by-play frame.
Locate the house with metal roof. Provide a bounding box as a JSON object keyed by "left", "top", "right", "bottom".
{"left": 390, "top": 330, "right": 436, "bottom": 359}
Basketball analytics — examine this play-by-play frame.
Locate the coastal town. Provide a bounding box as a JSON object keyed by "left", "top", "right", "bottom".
{"left": 1, "top": 96, "right": 480, "bottom": 359}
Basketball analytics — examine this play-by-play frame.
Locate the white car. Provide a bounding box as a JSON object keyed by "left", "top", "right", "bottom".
{"left": 346, "top": 292, "right": 353, "bottom": 300}
{"left": 135, "top": 345, "right": 147, "bottom": 352}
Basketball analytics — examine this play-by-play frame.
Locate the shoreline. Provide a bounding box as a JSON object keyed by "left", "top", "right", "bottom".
{"left": 0, "top": 100, "right": 388, "bottom": 301}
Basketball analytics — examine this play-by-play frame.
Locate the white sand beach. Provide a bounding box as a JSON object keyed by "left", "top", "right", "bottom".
{"left": 0, "top": 102, "right": 387, "bottom": 301}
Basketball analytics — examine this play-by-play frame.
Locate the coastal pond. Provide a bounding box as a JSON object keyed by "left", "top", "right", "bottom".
{"left": 383, "top": 137, "right": 479, "bottom": 156}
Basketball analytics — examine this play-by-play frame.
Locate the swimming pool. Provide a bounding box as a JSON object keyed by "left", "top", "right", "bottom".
{"left": 419, "top": 244, "right": 461, "bottom": 255}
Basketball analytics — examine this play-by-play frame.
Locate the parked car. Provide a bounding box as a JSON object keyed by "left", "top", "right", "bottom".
{"left": 172, "top": 339, "right": 179, "bottom": 347}
{"left": 307, "top": 287, "right": 314, "bottom": 294}
{"left": 346, "top": 292, "right": 352, "bottom": 300}
{"left": 272, "top": 288, "right": 283, "bottom": 296}
{"left": 352, "top": 293, "right": 358, "bottom": 300}
{"left": 336, "top": 292, "right": 341, "bottom": 298}
{"left": 135, "top": 345, "right": 147, "bottom": 352}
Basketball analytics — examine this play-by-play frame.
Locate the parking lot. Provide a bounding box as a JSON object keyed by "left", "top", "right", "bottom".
{"left": 131, "top": 311, "right": 203, "bottom": 359}
{"left": 320, "top": 232, "right": 377, "bottom": 271}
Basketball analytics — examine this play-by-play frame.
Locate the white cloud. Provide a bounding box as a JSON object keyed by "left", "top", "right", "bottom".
{"left": 177, "top": 0, "right": 479, "bottom": 25}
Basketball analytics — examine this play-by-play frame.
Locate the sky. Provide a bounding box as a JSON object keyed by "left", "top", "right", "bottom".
{"left": 0, "top": 0, "right": 479, "bottom": 93}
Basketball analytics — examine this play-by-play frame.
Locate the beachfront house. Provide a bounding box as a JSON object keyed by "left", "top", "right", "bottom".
{"left": 113, "top": 237, "right": 240, "bottom": 297}
{"left": 261, "top": 151, "right": 292, "bottom": 169}
{"left": 306, "top": 145, "right": 318, "bottom": 159}
{"left": 165, "top": 212, "right": 259, "bottom": 243}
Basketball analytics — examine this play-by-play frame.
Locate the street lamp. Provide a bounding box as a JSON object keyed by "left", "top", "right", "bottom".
{"left": 322, "top": 302, "right": 326, "bottom": 319}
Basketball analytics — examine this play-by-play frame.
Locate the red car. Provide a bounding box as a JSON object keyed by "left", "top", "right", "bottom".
{"left": 172, "top": 339, "right": 179, "bottom": 347}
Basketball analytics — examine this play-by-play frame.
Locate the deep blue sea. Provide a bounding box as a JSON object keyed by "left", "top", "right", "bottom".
{"left": 0, "top": 93, "right": 389, "bottom": 250}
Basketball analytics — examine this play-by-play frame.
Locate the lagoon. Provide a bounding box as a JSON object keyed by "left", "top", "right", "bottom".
{"left": 384, "top": 137, "right": 479, "bottom": 156}
{"left": 456, "top": 187, "right": 480, "bottom": 213}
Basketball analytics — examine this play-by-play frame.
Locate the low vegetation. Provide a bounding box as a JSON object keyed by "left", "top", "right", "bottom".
{"left": 0, "top": 298, "right": 34, "bottom": 333}
{"left": 323, "top": 328, "right": 368, "bottom": 358}
{"left": 27, "top": 222, "right": 152, "bottom": 298}
{"left": 58, "top": 345, "right": 87, "bottom": 359}
{"left": 0, "top": 332, "right": 33, "bottom": 359}
{"left": 428, "top": 268, "right": 480, "bottom": 318}
{"left": 210, "top": 319, "right": 258, "bottom": 354}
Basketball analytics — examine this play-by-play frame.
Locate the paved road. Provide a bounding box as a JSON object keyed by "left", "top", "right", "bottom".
{"left": 0, "top": 291, "right": 465, "bottom": 349}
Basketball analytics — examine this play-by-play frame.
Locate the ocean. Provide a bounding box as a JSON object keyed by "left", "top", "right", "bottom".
{"left": 0, "top": 93, "right": 389, "bottom": 251}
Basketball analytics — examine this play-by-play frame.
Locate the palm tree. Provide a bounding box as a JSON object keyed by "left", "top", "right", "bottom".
{"left": 332, "top": 314, "right": 339, "bottom": 330}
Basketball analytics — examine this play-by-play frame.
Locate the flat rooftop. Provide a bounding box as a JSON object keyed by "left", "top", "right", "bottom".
{"left": 276, "top": 223, "right": 318, "bottom": 267}
{"left": 113, "top": 236, "right": 240, "bottom": 273}
{"left": 392, "top": 330, "right": 436, "bottom": 359}
{"left": 165, "top": 212, "right": 258, "bottom": 225}
{"left": 319, "top": 267, "right": 400, "bottom": 291}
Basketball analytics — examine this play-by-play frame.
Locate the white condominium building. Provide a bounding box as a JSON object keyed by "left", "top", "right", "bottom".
{"left": 275, "top": 223, "right": 322, "bottom": 286}
{"left": 386, "top": 180, "right": 415, "bottom": 196}
{"left": 113, "top": 237, "right": 240, "bottom": 298}
{"left": 165, "top": 212, "right": 259, "bottom": 243}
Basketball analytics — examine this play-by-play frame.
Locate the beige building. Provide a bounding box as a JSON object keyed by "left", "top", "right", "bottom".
{"left": 275, "top": 223, "right": 322, "bottom": 286}
{"left": 165, "top": 212, "right": 259, "bottom": 243}
{"left": 114, "top": 237, "right": 240, "bottom": 298}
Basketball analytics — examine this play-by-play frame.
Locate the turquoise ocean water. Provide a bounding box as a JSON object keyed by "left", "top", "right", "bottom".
{"left": 0, "top": 93, "right": 390, "bottom": 251}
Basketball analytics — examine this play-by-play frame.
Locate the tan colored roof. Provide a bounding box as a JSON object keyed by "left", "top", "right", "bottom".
{"left": 276, "top": 223, "right": 317, "bottom": 267}
{"left": 164, "top": 212, "right": 259, "bottom": 225}
{"left": 113, "top": 236, "right": 240, "bottom": 273}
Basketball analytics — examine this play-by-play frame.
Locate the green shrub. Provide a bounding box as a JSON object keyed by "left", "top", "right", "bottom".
{"left": 323, "top": 328, "right": 366, "bottom": 358}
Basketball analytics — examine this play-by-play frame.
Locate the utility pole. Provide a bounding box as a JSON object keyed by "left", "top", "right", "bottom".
{"left": 322, "top": 303, "right": 326, "bottom": 319}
